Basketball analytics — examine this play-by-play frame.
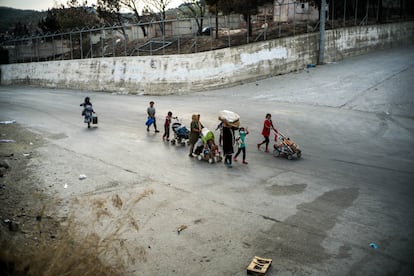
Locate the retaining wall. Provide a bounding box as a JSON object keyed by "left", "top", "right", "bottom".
{"left": 1, "top": 21, "right": 413, "bottom": 95}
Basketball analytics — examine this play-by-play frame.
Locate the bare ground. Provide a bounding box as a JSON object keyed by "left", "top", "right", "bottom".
{"left": 0, "top": 123, "right": 125, "bottom": 275}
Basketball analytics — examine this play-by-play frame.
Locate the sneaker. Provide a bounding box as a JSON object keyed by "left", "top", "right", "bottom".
{"left": 227, "top": 163, "right": 233, "bottom": 168}
{"left": 233, "top": 157, "right": 238, "bottom": 162}
{"left": 243, "top": 161, "right": 248, "bottom": 164}
{"left": 155, "top": 130, "right": 160, "bottom": 133}
{"left": 188, "top": 153, "right": 193, "bottom": 157}
{"left": 147, "top": 127, "right": 149, "bottom": 132}
{"left": 265, "top": 149, "right": 269, "bottom": 153}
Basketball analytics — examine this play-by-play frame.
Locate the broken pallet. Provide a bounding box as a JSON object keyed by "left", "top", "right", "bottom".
{"left": 247, "top": 256, "right": 272, "bottom": 275}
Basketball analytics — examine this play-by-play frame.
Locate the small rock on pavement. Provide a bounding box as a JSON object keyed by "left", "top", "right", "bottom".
{"left": 79, "top": 174, "right": 87, "bottom": 180}
{"left": 177, "top": 225, "right": 187, "bottom": 234}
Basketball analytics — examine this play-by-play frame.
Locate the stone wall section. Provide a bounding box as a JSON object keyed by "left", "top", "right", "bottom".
{"left": 1, "top": 22, "right": 413, "bottom": 95}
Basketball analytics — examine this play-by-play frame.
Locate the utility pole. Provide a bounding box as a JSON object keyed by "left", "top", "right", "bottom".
{"left": 319, "top": 0, "right": 327, "bottom": 65}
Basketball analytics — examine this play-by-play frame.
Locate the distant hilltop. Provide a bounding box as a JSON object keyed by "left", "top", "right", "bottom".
{"left": 0, "top": 7, "right": 46, "bottom": 34}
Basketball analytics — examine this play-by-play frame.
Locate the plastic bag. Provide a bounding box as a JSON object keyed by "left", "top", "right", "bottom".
{"left": 145, "top": 117, "right": 154, "bottom": 126}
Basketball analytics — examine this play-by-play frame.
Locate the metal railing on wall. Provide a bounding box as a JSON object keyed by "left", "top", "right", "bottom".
{"left": 1, "top": 2, "right": 411, "bottom": 64}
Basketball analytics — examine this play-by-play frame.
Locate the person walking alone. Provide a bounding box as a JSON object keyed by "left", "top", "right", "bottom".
{"left": 147, "top": 101, "right": 159, "bottom": 133}
{"left": 80, "top": 96, "right": 95, "bottom": 128}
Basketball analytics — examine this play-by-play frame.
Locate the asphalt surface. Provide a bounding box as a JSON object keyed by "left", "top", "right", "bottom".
{"left": 0, "top": 45, "right": 413, "bottom": 275}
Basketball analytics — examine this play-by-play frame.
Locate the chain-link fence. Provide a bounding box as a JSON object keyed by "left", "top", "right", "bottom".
{"left": 1, "top": 1, "right": 412, "bottom": 64}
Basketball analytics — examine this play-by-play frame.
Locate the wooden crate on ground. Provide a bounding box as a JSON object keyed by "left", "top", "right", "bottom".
{"left": 246, "top": 256, "right": 272, "bottom": 275}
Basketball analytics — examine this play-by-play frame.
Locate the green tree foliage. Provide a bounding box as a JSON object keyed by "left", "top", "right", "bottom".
{"left": 96, "top": 0, "right": 123, "bottom": 25}
{"left": 96, "top": 0, "right": 127, "bottom": 29}
{"left": 56, "top": 8, "right": 99, "bottom": 30}
{"left": 38, "top": 9, "right": 60, "bottom": 33}
{"left": 38, "top": 1, "right": 99, "bottom": 33}
{"left": 13, "top": 22, "right": 30, "bottom": 36}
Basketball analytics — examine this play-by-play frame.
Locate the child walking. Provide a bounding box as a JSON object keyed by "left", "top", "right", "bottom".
{"left": 163, "top": 111, "right": 176, "bottom": 142}
{"left": 80, "top": 96, "right": 95, "bottom": 128}
{"left": 234, "top": 127, "right": 249, "bottom": 164}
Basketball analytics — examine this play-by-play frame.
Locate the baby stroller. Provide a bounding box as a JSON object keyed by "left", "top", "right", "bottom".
{"left": 273, "top": 133, "right": 302, "bottom": 160}
{"left": 171, "top": 118, "right": 189, "bottom": 146}
{"left": 193, "top": 128, "right": 222, "bottom": 164}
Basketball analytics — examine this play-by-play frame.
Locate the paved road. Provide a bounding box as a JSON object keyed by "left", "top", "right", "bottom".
{"left": 1, "top": 45, "right": 413, "bottom": 275}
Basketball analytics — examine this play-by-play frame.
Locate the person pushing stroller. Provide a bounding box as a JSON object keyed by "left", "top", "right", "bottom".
{"left": 193, "top": 128, "right": 221, "bottom": 163}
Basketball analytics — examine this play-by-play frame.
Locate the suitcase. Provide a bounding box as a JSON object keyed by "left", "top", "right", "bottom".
{"left": 92, "top": 115, "right": 98, "bottom": 124}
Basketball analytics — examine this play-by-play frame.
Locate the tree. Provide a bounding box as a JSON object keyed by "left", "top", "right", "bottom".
{"left": 38, "top": 0, "right": 99, "bottom": 33}
{"left": 12, "top": 22, "right": 30, "bottom": 36}
{"left": 205, "top": 0, "right": 219, "bottom": 37}
{"left": 38, "top": 9, "right": 60, "bottom": 33}
{"left": 180, "top": 0, "right": 207, "bottom": 35}
{"left": 56, "top": 5, "right": 99, "bottom": 31}
{"left": 99, "top": 0, "right": 147, "bottom": 36}
{"left": 217, "top": 0, "right": 273, "bottom": 38}
{"left": 143, "top": 0, "right": 175, "bottom": 35}
{"left": 144, "top": 0, "right": 174, "bottom": 20}
{"left": 96, "top": 0, "right": 123, "bottom": 25}
{"left": 96, "top": 0, "right": 128, "bottom": 38}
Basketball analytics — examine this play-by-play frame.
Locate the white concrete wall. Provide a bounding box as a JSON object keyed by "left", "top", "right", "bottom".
{"left": 324, "top": 22, "right": 414, "bottom": 61}
{"left": 1, "top": 22, "right": 413, "bottom": 95}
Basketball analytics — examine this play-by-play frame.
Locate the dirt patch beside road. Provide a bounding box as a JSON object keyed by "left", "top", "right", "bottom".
{"left": 0, "top": 123, "right": 124, "bottom": 275}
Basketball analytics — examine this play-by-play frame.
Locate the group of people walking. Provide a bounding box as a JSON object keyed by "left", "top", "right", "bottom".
{"left": 80, "top": 98, "right": 278, "bottom": 168}
{"left": 145, "top": 101, "right": 279, "bottom": 168}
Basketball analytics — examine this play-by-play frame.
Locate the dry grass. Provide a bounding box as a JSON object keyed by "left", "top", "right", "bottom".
{"left": 0, "top": 189, "right": 154, "bottom": 276}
